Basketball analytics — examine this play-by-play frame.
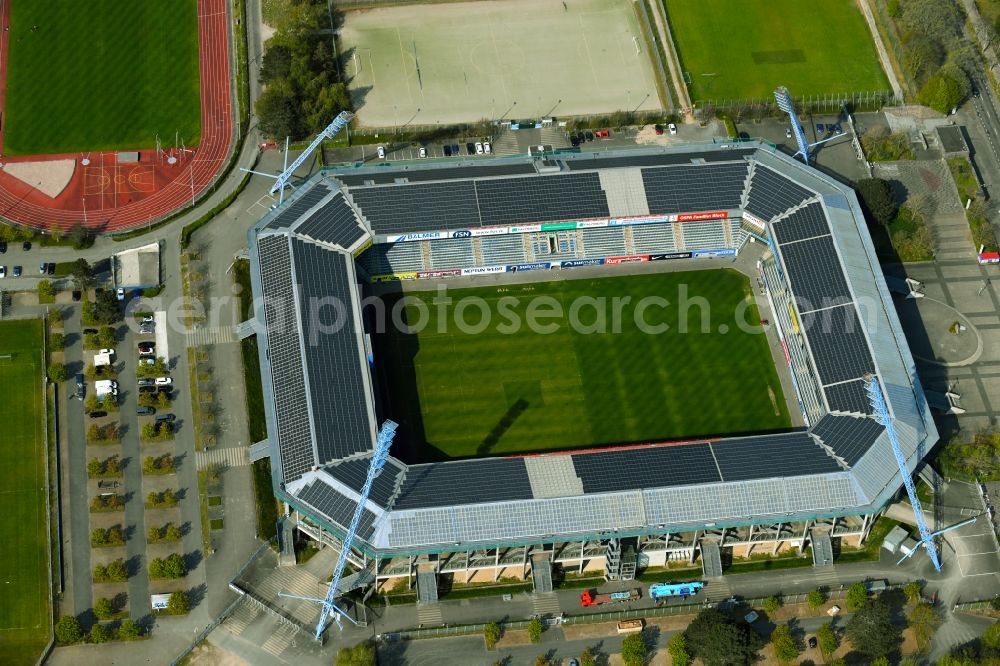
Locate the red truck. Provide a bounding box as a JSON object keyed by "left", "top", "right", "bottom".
{"left": 580, "top": 588, "right": 641, "bottom": 607}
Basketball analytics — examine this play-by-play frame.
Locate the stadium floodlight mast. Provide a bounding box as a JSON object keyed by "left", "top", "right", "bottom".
{"left": 864, "top": 375, "right": 976, "bottom": 571}
{"left": 773, "top": 86, "right": 841, "bottom": 164}
{"left": 242, "top": 110, "right": 354, "bottom": 206}
{"left": 278, "top": 419, "right": 398, "bottom": 642}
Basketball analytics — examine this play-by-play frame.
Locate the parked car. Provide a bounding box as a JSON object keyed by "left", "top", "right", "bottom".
{"left": 668, "top": 123, "right": 677, "bottom": 135}
{"left": 654, "top": 124, "right": 664, "bottom": 135}
{"left": 72, "top": 290, "right": 82, "bottom": 302}
{"left": 155, "top": 413, "right": 176, "bottom": 423}
{"left": 137, "top": 378, "right": 155, "bottom": 387}
{"left": 466, "top": 142, "right": 476, "bottom": 155}
{"left": 137, "top": 406, "right": 156, "bottom": 416}
{"left": 88, "top": 411, "right": 108, "bottom": 419}
{"left": 154, "top": 377, "right": 172, "bottom": 385}
{"left": 98, "top": 348, "right": 115, "bottom": 356}
{"left": 22, "top": 241, "right": 30, "bottom": 251}
{"left": 0, "top": 266, "right": 5, "bottom": 279}
{"left": 483, "top": 141, "right": 492, "bottom": 154}
{"left": 376, "top": 145, "right": 386, "bottom": 159}
{"left": 807, "top": 636, "right": 817, "bottom": 649}
{"left": 139, "top": 326, "right": 155, "bottom": 335}
{"left": 596, "top": 129, "right": 611, "bottom": 139}
{"left": 584, "top": 131, "right": 594, "bottom": 142}
{"left": 451, "top": 144, "right": 460, "bottom": 156}
{"left": 0, "top": 241, "right": 6, "bottom": 253}
{"left": 46, "top": 262, "right": 55, "bottom": 275}
{"left": 138, "top": 342, "right": 154, "bottom": 353}
{"left": 138, "top": 385, "right": 157, "bottom": 394}
{"left": 418, "top": 147, "right": 427, "bottom": 158}
{"left": 786, "top": 128, "right": 792, "bottom": 139}
{"left": 13, "top": 265, "right": 22, "bottom": 277}
{"left": 443, "top": 144, "right": 452, "bottom": 157}
{"left": 475, "top": 142, "right": 484, "bottom": 155}
{"left": 116, "top": 287, "right": 125, "bottom": 301}
{"left": 38, "top": 262, "right": 46, "bottom": 275}
{"left": 139, "top": 357, "right": 156, "bottom": 365}
{"left": 140, "top": 315, "right": 154, "bottom": 324}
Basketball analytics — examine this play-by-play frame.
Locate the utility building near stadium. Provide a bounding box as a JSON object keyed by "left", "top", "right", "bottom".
{"left": 247, "top": 142, "right": 933, "bottom": 595}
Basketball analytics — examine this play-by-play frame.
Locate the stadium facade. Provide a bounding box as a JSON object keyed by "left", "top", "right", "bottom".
{"left": 247, "top": 142, "right": 934, "bottom": 589}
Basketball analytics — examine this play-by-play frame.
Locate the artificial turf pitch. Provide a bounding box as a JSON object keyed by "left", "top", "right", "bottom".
{"left": 0, "top": 320, "right": 49, "bottom": 665}
{"left": 377, "top": 270, "right": 791, "bottom": 460}
{"left": 3, "top": 1, "right": 201, "bottom": 155}
{"left": 664, "top": 0, "right": 888, "bottom": 102}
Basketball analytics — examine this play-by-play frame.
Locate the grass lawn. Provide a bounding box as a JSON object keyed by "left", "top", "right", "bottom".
{"left": 664, "top": 0, "right": 888, "bottom": 101}
{"left": 4, "top": 1, "right": 201, "bottom": 155}
{"left": 0, "top": 320, "right": 50, "bottom": 665}
{"left": 376, "top": 270, "right": 790, "bottom": 460}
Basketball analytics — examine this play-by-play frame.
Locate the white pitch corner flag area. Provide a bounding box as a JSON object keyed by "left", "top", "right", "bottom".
{"left": 243, "top": 111, "right": 354, "bottom": 206}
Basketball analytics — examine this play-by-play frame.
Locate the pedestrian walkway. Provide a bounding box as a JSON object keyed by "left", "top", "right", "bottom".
{"left": 416, "top": 604, "right": 443, "bottom": 625}
{"left": 197, "top": 446, "right": 250, "bottom": 469}
{"left": 186, "top": 325, "right": 237, "bottom": 347}
{"left": 532, "top": 592, "right": 562, "bottom": 616}
{"left": 223, "top": 598, "right": 262, "bottom": 636}
{"left": 262, "top": 622, "right": 300, "bottom": 657}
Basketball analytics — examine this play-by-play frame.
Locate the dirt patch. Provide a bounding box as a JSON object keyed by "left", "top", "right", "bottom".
{"left": 495, "top": 628, "right": 532, "bottom": 648}
{"left": 186, "top": 641, "right": 250, "bottom": 666}
{"left": 2, "top": 159, "right": 75, "bottom": 198}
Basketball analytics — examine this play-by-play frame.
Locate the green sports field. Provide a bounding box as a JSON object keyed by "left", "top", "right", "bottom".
{"left": 376, "top": 271, "right": 790, "bottom": 460}
{"left": 3, "top": 1, "right": 201, "bottom": 155}
{"left": 664, "top": 0, "right": 888, "bottom": 102}
{"left": 0, "top": 320, "right": 49, "bottom": 665}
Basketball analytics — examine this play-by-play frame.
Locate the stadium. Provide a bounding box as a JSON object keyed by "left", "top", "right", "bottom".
{"left": 247, "top": 141, "right": 935, "bottom": 596}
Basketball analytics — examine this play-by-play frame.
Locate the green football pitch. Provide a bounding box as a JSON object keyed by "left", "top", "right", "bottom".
{"left": 664, "top": 0, "right": 888, "bottom": 102}
{"left": 0, "top": 320, "right": 49, "bottom": 665}
{"left": 3, "top": 1, "right": 201, "bottom": 155}
{"left": 376, "top": 270, "right": 791, "bottom": 460}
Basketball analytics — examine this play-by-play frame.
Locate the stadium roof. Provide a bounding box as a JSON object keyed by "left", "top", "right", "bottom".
{"left": 248, "top": 141, "right": 935, "bottom": 556}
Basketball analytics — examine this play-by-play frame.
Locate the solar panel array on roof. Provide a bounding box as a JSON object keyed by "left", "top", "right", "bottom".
{"left": 324, "top": 456, "right": 402, "bottom": 508}
{"left": 393, "top": 459, "right": 533, "bottom": 509}
{"left": 564, "top": 149, "right": 755, "bottom": 170}
{"left": 334, "top": 163, "right": 536, "bottom": 186}
{"left": 572, "top": 444, "right": 721, "bottom": 494}
{"left": 257, "top": 235, "right": 314, "bottom": 482}
{"left": 801, "top": 305, "right": 876, "bottom": 385}
{"left": 746, "top": 165, "right": 813, "bottom": 221}
{"left": 475, "top": 173, "right": 609, "bottom": 226}
{"left": 263, "top": 183, "right": 330, "bottom": 231}
{"left": 349, "top": 181, "right": 480, "bottom": 234}
{"left": 779, "top": 236, "right": 852, "bottom": 312}
{"left": 710, "top": 432, "right": 841, "bottom": 481}
{"left": 642, "top": 163, "right": 748, "bottom": 214}
{"left": 771, "top": 202, "right": 830, "bottom": 244}
{"left": 297, "top": 479, "right": 377, "bottom": 536}
{"left": 290, "top": 239, "right": 374, "bottom": 462}
{"left": 294, "top": 193, "right": 369, "bottom": 248}
{"left": 824, "top": 379, "right": 872, "bottom": 415}
{"left": 811, "top": 414, "right": 885, "bottom": 466}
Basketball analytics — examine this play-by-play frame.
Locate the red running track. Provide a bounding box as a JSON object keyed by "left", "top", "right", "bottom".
{"left": 0, "top": 0, "right": 232, "bottom": 233}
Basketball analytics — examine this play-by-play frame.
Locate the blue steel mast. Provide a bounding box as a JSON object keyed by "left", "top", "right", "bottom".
{"left": 773, "top": 86, "right": 841, "bottom": 164}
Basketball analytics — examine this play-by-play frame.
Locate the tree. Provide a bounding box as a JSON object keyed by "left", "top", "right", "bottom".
{"left": 667, "top": 633, "right": 690, "bottom": 666}
{"left": 845, "top": 598, "right": 901, "bottom": 659}
{"left": 87, "top": 458, "right": 103, "bottom": 477}
{"left": 71, "top": 258, "right": 95, "bottom": 289}
{"left": 93, "top": 290, "right": 122, "bottom": 325}
{"left": 685, "top": 608, "right": 763, "bottom": 666}
{"left": 142, "top": 423, "right": 157, "bottom": 441}
{"left": 260, "top": 43, "right": 293, "bottom": 83}
{"left": 762, "top": 595, "right": 782, "bottom": 614}
{"left": 98, "top": 326, "right": 116, "bottom": 348}
{"left": 55, "top": 615, "right": 83, "bottom": 644}
{"left": 106, "top": 558, "right": 129, "bottom": 582}
{"left": 256, "top": 80, "right": 303, "bottom": 141}
{"left": 483, "top": 621, "right": 501, "bottom": 650}
{"left": 771, "top": 624, "right": 798, "bottom": 665}
{"left": 984, "top": 621, "right": 1000, "bottom": 652}
{"left": 335, "top": 640, "right": 376, "bottom": 666}
{"left": 579, "top": 647, "right": 598, "bottom": 666}
{"left": 918, "top": 63, "right": 971, "bottom": 114}
{"left": 90, "top": 622, "right": 111, "bottom": 643}
{"left": 904, "top": 581, "right": 923, "bottom": 605}
{"left": 534, "top": 656, "right": 549, "bottom": 666}
{"left": 49, "top": 332, "right": 65, "bottom": 351}
{"left": 68, "top": 222, "right": 93, "bottom": 250}
{"left": 47, "top": 307, "right": 63, "bottom": 328}
{"left": 855, "top": 178, "right": 898, "bottom": 227}
{"left": 168, "top": 590, "right": 190, "bottom": 614}
{"left": 118, "top": 618, "right": 141, "bottom": 640}
{"left": 807, "top": 589, "right": 826, "bottom": 610}
{"left": 157, "top": 390, "right": 171, "bottom": 408}
{"left": 165, "top": 523, "right": 183, "bottom": 541}
{"left": 846, "top": 582, "right": 869, "bottom": 612}
{"left": 102, "top": 393, "right": 117, "bottom": 412}
{"left": 816, "top": 622, "right": 838, "bottom": 657}
{"left": 38, "top": 279, "right": 54, "bottom": 301}
{"left": 94, "top": 596, "right": 115, "bottom": 620}
{"left": 527, "top": 616, "right": 543, "bottom": 643}
{"left": 621, "top": 631, "right": 647, "bottom": 666}
{"left": 48, "top": 363, "right": 67, "bottom": 383}
{"left": 908, "top": 602, "right": 941, "bottom": 650}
